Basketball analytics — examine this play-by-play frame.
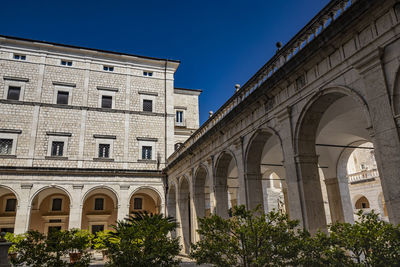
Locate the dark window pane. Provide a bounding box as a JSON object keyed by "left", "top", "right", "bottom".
{"left": 21, "top": 55, "right": 26, "bottom": 60}
{"left": 1, "top": 228, "right": 14, "bottom": 233}
{"left": 94, "top": 198, "right": 104, "bottom": 210}
{"left": 13, "top": 55, "right": 20, "bottom": 59}
{"left": 91, "top": 225, "right": 104, "bottom": 234}
{"left": 99, "top": 144, "right": 110, "bottom": 158}
{"left": 0, "top": 139, "right": 13, "bottom": 155}
{"left": 148, "top": 72, "right": 153, "bottom": 77}
{"left": 57, "top": 91, "right": 69, "bottom": 105}
{"left": 51, "top": 141, "right": 64, "bottom": 156}
{"left": 134, "top": 198, "right": 142, "bottom": 210}
{"left": 109, "top": 67, "right": 114, "bottom": 71}
{"left": 61, "top": 61, "right": 67, "bottom": 65}
{"left": 103, "top": 66, "right": 108, "bottom": 71}
{"left": 143, "top": 100, "right": 153, "bottom": 112}
{"left": 5, "top": 199, "right": 16, "bottom": 212}
{"left": 52, "top": 198, "right": 62, "bottom": 211}
{"left": 102, "top": 95, "right": 112, "bottom": 108}
{"left": 142, "top": 146, "right": 152, "bottom": 160}
{"left": 176, "top": 111, "right": 183, "bottom": 123}
{"left": 7, "top": 86, "right": 21, "bottom": 100}
{"left": 67, "top": 61, "right": 72, "bottom": 66}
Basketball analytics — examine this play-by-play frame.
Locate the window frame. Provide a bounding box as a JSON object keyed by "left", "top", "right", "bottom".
{"left": 103, "top": 65, "right": 114, "bottom": 72}
{"left": 142, "top": 99, "right": 153, "bottom": 112}
{"left": 98, "top": 90, "right": 116, "bottom": 109}
{"left": 47, "top": 136, "right": 69, "bottom": 158}
{"left": 94, "top": 197, "right": 105, "bottom": 211}
{"left": 3, "top": 80, "right": 26, "bottom": 101}
{"left": 13, "top": 53, "right": 26, "bottom": 60}
{"left": 51, "top": 197, "right": 63, "bottom": 212}
{"left": 175, "top": 110, "right": 185, "bottom": 126}
{"left": 98, "top": 143, "right": 111, "bottom": 158}
{"left": 142, "top": 145, "right": 152, "bottom": 160}
{"left": 138, "top": 139, "right": 156, "bottom": 161}
{"left": 95, "top": 138, "right": 114, "bottom": 160}
{"left": 60, "top": 60, "right": 73, "bottom": 66}
{"left": 133, "top": 197, "right": 143, "bottom": 210}
{"left": 0, "top": 133, "right": 19, "bottom": 156}
{"left": 4, "top": 197, "right": 17, "bottom": 212}
{"left": 139, "top": 94, "right": 156, "bottom": 113}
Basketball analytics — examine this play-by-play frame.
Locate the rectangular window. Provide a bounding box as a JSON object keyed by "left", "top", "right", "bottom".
{"left": 52, "top": 198, "right": 62, "bottom": 211}
{"left": 143, "top": 99, "right": 153, "bottom": 112}
{"left": 143, "top": 71, "right": 153, "bottom": 77}
{"left": 134, "top": 198, "right": 143, "bottom": 210}
{"left": 7, "top": 86, "right": 21, "bottom": 100}
{"left": 176, "top": 111, "right": 183, "bottom": 124}
{"left": 142, "top": 146, "right": 152, "bottom": 160}
{"left": 94, "top": 198, "right": 104, "bottom": 211}
{"left": 0, "top": 228, "right": 14, "bottom": 233}
{"left": 99, "top": 144, "right": 110, "bottom": 158}
{"left": 101, "top": 95, "right": 112, "bottom": 108}
{"left": 61, "top": 60, "right": 73, "bottom": 66}
{"left": 56, "top": 91, "right": 69, "bottom": 105}
{"left": 13, "top": 54, "right": 26, "bottom": 60}
{"left": 0, "top": 139, "right": 13, "bottom": 155}
{"left": 51, "top": 141, "right": 64, "bottom": 156}
{"left": 5, "top": 199, "right": 16, "bottom": 212}
{"left": 103, "top": 66, "right": 114, "bottom": 71}
{"left": 91, "top": 225, "right": 104, "bottom": 234}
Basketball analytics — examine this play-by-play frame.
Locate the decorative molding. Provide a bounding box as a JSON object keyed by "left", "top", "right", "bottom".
{"left": 0, "top": 129, "right": 22, "bottom": 134}
{"left": 73, "top": 184, "right": 84, "bottom": 189}
{"left": 174, "top": 106, "right": 187, "bottom": 110}
{"left": 138, "top": 91, "right": 158, "bottom": 96}
{"left": 46, "top": 131, "right": 72, "bottom": 137}
{"left": 52, "top": 81, "right": 76, "bottom": 87}
{"left": 3, "top": 76, "right": 29, "bottom": 82}
{"left": 97, "top": 86, "right": 119, "bottom": 92}
{"left": 21, "top": 184, "right": 33, "bottom": 189}
{"left": 44, "top": 156, "right": 69, "bottom": 160}
{"left": 93, "top": 134, "right": 116, "bottom": 139}
{"left": 120, "top": 185, "right": 130, "bottom": 190}
{"left": 93, "top": 158, "right": 115, "bottom": 162}
{"left": 136, "top": 137, "right": 158, "bottom": 142}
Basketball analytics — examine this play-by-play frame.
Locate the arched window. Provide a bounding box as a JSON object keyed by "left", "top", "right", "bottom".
{"left": 355, "top": 196, "right": 370, "bottom": 209}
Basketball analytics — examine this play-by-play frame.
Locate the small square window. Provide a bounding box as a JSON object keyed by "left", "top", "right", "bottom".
{"left": 61, "top": 60, "right": 72, "bottom": 66}
{"left": 0, "top": 139, "right": 13, "bottom": 155}
{"left": 134, "top": 198, "right": 143, "bottom": 210}
{"left": 56, "top": 91, "right": 69, "bottom": 105}
{"left": 143, "top": 99, "right": 153, "bottom": 112}
{"left": 99, "top": 143, "right": 110, "bottom": 158}
{"left": 7, "top": 86, "right": 21, "bottom": 100}
{"left": 5, "top": 199, "right": 16, "bottom": 212}
{"left": 51, "top": 141, "right": 64, "bottom": 156}
{"left": 103, "top": 66, "right": 114, "bottom": 71}
{"left": 94, "top": 198, "right": 104, "bottom": 211}
{"left": 143, "top": 71, "right": 153, "bottom": 76}
{"left": 142, "top": 146, "right": 152, "bottom": 160}
{"left": 52, "top": 198, "right": 62, "bottom": 211}
{"left": 13, "top": 54, "right": 26, "bottom": 60}
{"left": 101, "top": 95, "right": 112, "bottom": 109}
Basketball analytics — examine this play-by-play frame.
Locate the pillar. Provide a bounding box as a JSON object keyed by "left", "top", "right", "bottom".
{"left": 117, "top": 185, "right": 130, "bottom": 221}
{"left": 324, "top": 177, "right": 354, "bottom": 224}
{"left": 13, "top": 184, "right": 32, "bottom": 234}
{"left": 68, "top": 184, "right": 83, "bottom": 229}
{"left": 355, "top": 49, "right": 400, "bottom": 224}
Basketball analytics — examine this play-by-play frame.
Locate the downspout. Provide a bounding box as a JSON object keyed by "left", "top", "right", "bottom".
{"left": 164, "top": 60, "right": 168, "bottom": 215}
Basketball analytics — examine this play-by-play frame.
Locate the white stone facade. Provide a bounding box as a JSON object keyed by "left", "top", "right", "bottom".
{"left": 0, "top": 36, "right": 200, "bottom": 234}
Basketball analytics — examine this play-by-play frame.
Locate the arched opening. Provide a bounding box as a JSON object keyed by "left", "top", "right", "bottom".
{"left": 296, "top": 89, "right": 375, "bottom": 232}
{"left": 246, "top": 130, "right": 287, "bottom": 213}
{"left": 167, "top": 184, "right": 177, "bottom": 238}
{"left": 81, "top": 187, "right": 118, "bottom": 234}
{"left": 29, "top": 187, "right": 70, "bottom": 234}
{"left": 178, "top": 177, "right": 191, "bottom": 254}
{"left": 130, "top": 187, "right": 161, "bottom": 215}
{"left": 0, "top": 187, "right": 18, "bottom": 233}
{"left": 215, "top": 151, "right": 238, "bottom": 218}
{"left": 355, "top": 196, "right": 370, "bottom": 209}
{"left": 193, "top": 166, "right": 211, "bottom": 219}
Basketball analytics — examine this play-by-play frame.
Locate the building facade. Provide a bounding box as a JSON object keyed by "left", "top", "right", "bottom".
{"left": 0, "top": 35, "right": 200, "bottom": 234}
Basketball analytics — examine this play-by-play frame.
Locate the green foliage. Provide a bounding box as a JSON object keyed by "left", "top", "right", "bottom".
{"left": 10, "top": 229, "right": 92, "bottom": 267}
{"left": 93, "top": 230, "right": 112, "bottom": 250}
{"left": 190, "top": 206, "right": 400, "bottom": 267}
{"left": 5, "top": 232, "right": 25, "bottom": 254}
{"left": 105, "top": 211, "right": 181, "bottom": 267}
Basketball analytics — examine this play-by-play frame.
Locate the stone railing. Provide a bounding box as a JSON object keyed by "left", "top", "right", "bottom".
{"left": 348, "top": 169, "right": 379, "bottom": 184}
{"left": 167, "top": 0, "right": 357, "bottom": 164}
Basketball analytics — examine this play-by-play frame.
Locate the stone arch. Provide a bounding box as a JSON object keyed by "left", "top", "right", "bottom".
{"left": 0, "top": 185, "right": 19, "bottom": 233}
{"left": 294, "top": 85, "right": 373, "bottom": 233}
{"left": 81, "top": 186, "right": 119, "bottom": 233}
{"left": 355, "top": 196, "right": 370, "bottom": 209}
{"left": 214, "top": 150, "right": 238, "bottom": 218}
{"left": 244, "top": 127, "right": 284, "bottom": 211}
{"left": 28, "top": 186, "right": 71, "bottom": 234}
{"left": 178, "top": 175, "right": 191, "bottom": 254}
{"left": 129, "top": 186, "right": 162, "bottom": 214}
{"left": 193, "top": 164, "right": 211, "bottom": 219}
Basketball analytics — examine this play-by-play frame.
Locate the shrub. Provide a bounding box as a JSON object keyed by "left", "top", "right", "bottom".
{"left": 93, "top": 230, "right": 112, "bottom": 251}
{"left": 105, "top": 211, "right": 181, "bottom": 266}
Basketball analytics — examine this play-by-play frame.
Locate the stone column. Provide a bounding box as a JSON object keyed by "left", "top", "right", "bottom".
{"left": 244, "top": 173, "right": 264, "bottom": 211}
{"left": 324, "top": 177, "right": 354, "bottom": 224}
{"left": 14, "top": 184, "right": 32, "bottom": 234}
{"left": 68, "top": 184, "right": 84, "bottom": 229}
{"left": 354, "top": 49, "right": 400, "bottom": 224}
{"left": 117, "top": 185, "right": 130, "bottom": 221}
{"left": 214, "top": 184, "right": 229, "bottom": 218}
{"left": 232, "top": 140, "right": 246, "bottom": 207}
{"left": 276, "top": 108, "right": 305, "bottom": 227}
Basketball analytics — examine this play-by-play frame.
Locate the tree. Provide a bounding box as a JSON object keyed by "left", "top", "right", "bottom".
{"left": 105, "top": 211, "right": 181, "bottom": 267}
{"left": 190, "top": 205, "right": 308, "bottom": 267}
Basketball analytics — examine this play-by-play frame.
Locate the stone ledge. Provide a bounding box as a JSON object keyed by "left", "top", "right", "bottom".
{"left": 0, "top": 155, "right": 17, "bottom": 158}
{"left": 93, "top": 158, "right": 115, "bottom": 162}
{"left": 45, "top": 156, "right": 69, "bottom": 160}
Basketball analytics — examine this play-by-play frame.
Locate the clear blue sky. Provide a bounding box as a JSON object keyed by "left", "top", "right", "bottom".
{"left": 2, "top": 0, "right": 330, "bottom": 124}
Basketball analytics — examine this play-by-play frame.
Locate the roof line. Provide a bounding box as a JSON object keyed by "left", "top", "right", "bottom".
{"left": 0, "top": 34, "right": 180, "bottom": 63}
{"left": 174, "top": 87, "right": 203, "bottom": 92}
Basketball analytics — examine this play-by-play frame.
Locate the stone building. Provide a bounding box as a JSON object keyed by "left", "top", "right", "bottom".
{"left": 0, "top": 35, "right": 200, "bottom": 234}
{"left": 165, "top": 0, "right": 400, "bottom": 254}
